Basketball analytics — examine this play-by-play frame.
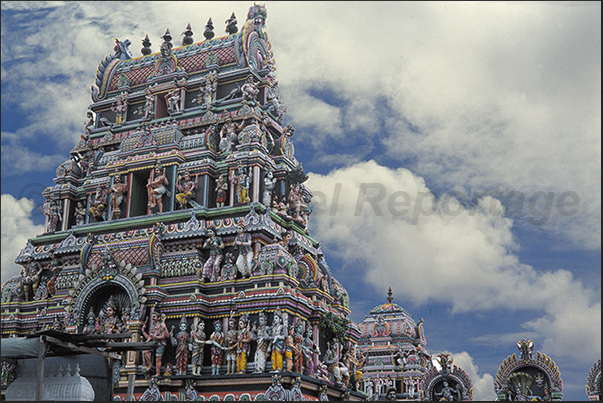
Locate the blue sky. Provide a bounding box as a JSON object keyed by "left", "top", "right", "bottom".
{"left": 1, "top": 2, "right": 600, "bottom": 400}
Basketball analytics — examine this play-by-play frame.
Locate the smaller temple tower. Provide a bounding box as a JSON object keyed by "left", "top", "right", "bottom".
{"left": 586, "top": 358, "right": 601, "bottom": 401}
{"left": 494, "top": 338, "right": 563, "bottom": 401}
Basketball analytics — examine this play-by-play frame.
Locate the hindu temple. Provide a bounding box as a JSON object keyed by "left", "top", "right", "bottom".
{"left": 1, "top": 3, "right": 365, "bottom": 401}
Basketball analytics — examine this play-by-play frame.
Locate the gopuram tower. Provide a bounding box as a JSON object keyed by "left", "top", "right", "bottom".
{"left": 1, "top": 4, "right": 364, "bottom": 401}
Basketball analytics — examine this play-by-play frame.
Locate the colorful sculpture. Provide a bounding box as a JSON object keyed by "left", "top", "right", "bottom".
{"left": 175, "top": 171, "right": 198, "bottom": 209}
{"left": 209, "top": 320, "right": 225, "bottom": 375}
{"left": 142, "top": 309, "right": 170, "bottom": 377}
{"left": 234, "top": 223, "right": 253, "bottom": 278}
{"left": 252, "top": 310, "right": 271, "bottom": 373}
{"left": 190, "top": 321, "right": 207, "bottom": 376}
{"left": 201, "top": 227, "right": 224, "bottom": 282}
{"left": 147, "top": 164, "right": 169, "bottom": 213}
{"left": 237, "top": 314, "right": 252, "bottom": 374}
{"left": 170, "top": 315, "right": 190, "bottom": 375}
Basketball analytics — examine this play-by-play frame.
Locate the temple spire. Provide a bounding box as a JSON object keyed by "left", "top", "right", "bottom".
{"left": 387, "top": 287, "right": 394, "bottom": 304}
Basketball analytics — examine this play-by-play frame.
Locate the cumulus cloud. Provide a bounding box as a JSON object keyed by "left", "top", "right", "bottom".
{"left": 1, "top": 194, "right": 44, "bottom": 281}
{"left": 267, "top": 2, "right": 602, "bottom": 250}
{"left": 307, "top": 160, "right": 601, "bottom": 361}
{"left": 2, "top": 2, "right": 598, "bottom": 247}
{"left": 449, "top": 351, "right": 496, "bottom": 401}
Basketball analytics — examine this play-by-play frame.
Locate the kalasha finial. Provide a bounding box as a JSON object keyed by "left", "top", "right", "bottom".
{"left": 204, "top": 17, "right": 215, "bottom": 40}
{"left": 162, "top": 28, "right": 172, "bottom": 43}
{"left": 387, "top": 287, "right": 393, "bottom": 304}
{"left": 225, "top": 12, "right": 238, "bottom": 35}
{"left": 182, "top": 23, "right": 193, "bottom": 46}
{"left": 141, "top": 34, "right": 152, "bottom": 55}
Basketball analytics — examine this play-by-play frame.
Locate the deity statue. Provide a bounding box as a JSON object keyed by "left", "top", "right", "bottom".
{"left": 143, "top": 87, "right": 154, "bottom": 120}
{"left": 230, "top": 164, "right": 251, "bottom": 205}
{"left": 435, "top": 381, "right": 459, "bottom": 401}
{"left": 215, "top": 175, "right": 229, "bottom": 208}
{"left": 110, "top": 175, "right": 128, "bottom": 220}
{"left": 19, "top": 256, "right": 43, "bottom": 302}
{"left": 40, "top": 198, "right": 62, "bottom": 232}
{"left": 284, "top": 324, "right": 296, "bottom": 373}
{"left": 302, "top": 326, "right": 320, "bottom": 377}
{"left": 99, "top": 297, "right": 124, "bottom": 335}
{"left": 170, "top": 315, "right": 190, "bottom": 376}
{"left": 292, "top": 321, "right": 305, "bottom": 373}
{"left": 241, "top": 75, "right": 259, "bottom": 103}
{"left": 111, "top": 93, "right": 128, "bottom": 125}
{"left": 83, "top": 111, "right": 94, "bottom": 142}
{"left": 200, "top": 70, "right": 218, "bottom": 106}
{"left": 165, "top": 86, "right": 181, "bottom": 114}
{"left": 208, "top": 319, "right": 226, "bottom": 375}
{"left": 142, "top": 309, "right": 170, "bottom": 377}
{"left": 88, "top": 185, "right": 108, "bottom": 221}
{"left": 147, "top": 164, "right": 169, "bottom": 213}
{"left": 201, "top": 228, "right": 224, "bottom": 282}
{"left": 82, "top": 310, "right": 98, "bottom": 334}
{"left": 269, "top": 308, "right": 286, "bottom": 372}
{"left": 234, "top": 223, "right": 253, "bottom": 278}
{"left": 236, "top": 314, "right": 252, "bottom": 374}
{"left": 175, "top": 171, "right": 199, "bottom": 209}
{"left": 190, "top": 321, "right": 207, "bottom": 376}
{"left": 74, "top": 201, "right": 86, "bottom": 226}
{"left": 219, "top": 116, "right": 244, "bottom": 155}
{"left": 252, "top": 310, "right": 271, "bottom": 373}
{"left": 224, "top": 314, "right": 238, "bottom": 375}
{"left": 263, "top": 171, "right": 277, "bottom": 207}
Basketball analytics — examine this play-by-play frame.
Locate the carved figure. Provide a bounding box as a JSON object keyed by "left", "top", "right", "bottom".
{"left": 201, "top": 228, "right": 224, "bottom": 282}
{"left": 170, "top": 315, "right": 190, "bottom": 375}
{"left": 88, "top": 185, "right": 108, "bottom": 221}
{"left": 147, "top": 165, "right": 169, "bottom": 213}
{"left": 252, "top": 310, "right": 271, "bottom": 373}
{"left": 224, "top": 314, "right": 238, "bottom": 375}
{"left": 165, "top": 87, "right": 181, "bottom": 114}
{"left": 175, "top": 171, "right": 198, "bottom": 209}
{"left": 111, "top": 93, "right": 128, "bottom": 125}
{"left": 234, "top": 314, "right": 251, "bottom": 374}
{"left": 99, "top": 297, "right": 124, "bottom": 334}
{"left": 219, "top": 116, "right": 243, "bottom": 154}
{"left": 143, "top": 87, "right": 154, "bottom": 120}
{"left": 230, "top": 164, "right": 251, "bottom": 205}
{"left": 292, "top": 321, "right": 304, "bottom": 373}
{"left": 241, "top": 75, "right": 259, "bottom": 102}
{"left": 215, "top": 175, "right": 228, "bottom": 207}
{"left": 142, "top": 309, "right": 170, "bottom": 377}
{"left": 435, "top": 381, "right": 459, "bottom": 401}
{"left": 302, "top": 326, "right": 320, "bottom": 377}
{"left": 200, "top": 71, "right": 218, "bottom": 106}
{"left": 208, "top": 320, "right": 226, "bottom": 375}
{"left": 234, "top": 223, "right": 253, "bottom": 278}
{"left": 40, "top": 199, "right": 62, "bottom": 232}
{"left": 190, "top": 321, "right": 206, "bottom": 376}
{"left": 285, "top": 324, "right": 296, "bottom": 372}
{"left": 82, "top": 310, "right": 98, "bottom": 334}
{"left": 74, "top": 201, "right": 86, "bottom": 226}
{"left": 19, "top": 256, "right": 43, "bottom": 302}
{"left": 110, "top": 175, "right": 128, "bottom": 220}
{"left": 517, "top": 338, "right": 534, "bottom": 361}
{"left": 83, "top": 111, "right": 94, "bottom": 141}
{"left": 263, "top": 171, "right": 276, "bottom": 207}
{"left": 269, "top": 308, "right": 285, "bottom": 372}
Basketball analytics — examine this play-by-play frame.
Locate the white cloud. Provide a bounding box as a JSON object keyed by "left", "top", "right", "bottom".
{"left": 449, "top": 351, "right": 496, "bottom": 401}
{"left": 307, "top": 160, "right": 601, "bottom": 362}
{"left": 1, "top": 194, "right": 44, "bottom": 282}
{"left": 2, "top": 2, "right": 599, "bottom": 248}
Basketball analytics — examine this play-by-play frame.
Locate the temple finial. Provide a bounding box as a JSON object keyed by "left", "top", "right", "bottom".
{"left": 387, "top": 287, "right": 393, "bottom": 304}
